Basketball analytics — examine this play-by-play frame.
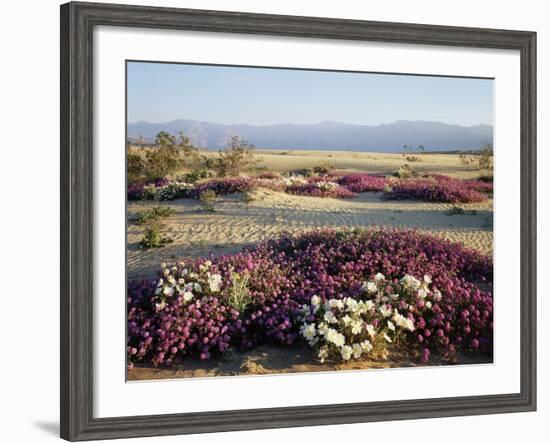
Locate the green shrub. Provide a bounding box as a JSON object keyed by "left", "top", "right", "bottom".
{"left": 139, "top": 221, "right": 173, "bottom": 249}
{"left": 127, "top": 152, "right": 146, "bottom": 183}
{"left": 132, "top": 205, "right": 175, "bottom": 225}
{"left": 225, "top": 272, "right": 252, "bottom": 312}
{"left": 447, "top": 205, "right": 466, "bottom": 216}
{"left": 212, "top": 135, "right": 258, "bottom": 177}
{"left": 478, "top": 174, "right": 494, "bottom": 183}
{"left": 478, "top": 144, "right": 493, "bottom": 171}
{"left": 394, "top": 164, "right": 415, "bottom": 179}
{"left": 177, "top": 168, "right": 212, "bottom": 183}
{"left": 313, "top": 162, "right": 335, "bottom": 174}
{"left": 141, "top": 131, "right": 200, "bottom": 181}
{"left": 199, "top": 189, "right": 217, "bottom": 212}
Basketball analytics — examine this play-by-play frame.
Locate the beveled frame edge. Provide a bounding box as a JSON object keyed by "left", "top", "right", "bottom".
{"left": 60, "top": 1, "right": 536, "bottom": 441}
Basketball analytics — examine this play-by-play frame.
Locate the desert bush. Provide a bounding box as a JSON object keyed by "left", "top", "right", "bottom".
{"left": 394, "top": 164, "right": 416, "bottom": 179}
{"left": 127, "top": 229, "right": 493, "bottom": 367}
{"left": 478, "top": 144, "right": 494, "bottom": 171}
{"left": 257, "top": 171, "right": 281, "bottom": 180}
{"left": 313, "top": 162, "right": 335, "bottom": 175}
{"left": 289, "top": 168, "right": 314, "bottom": 177}
{"left": 447, "top": 206, "right": 466, "bottom": 216}
{"left": 133, "top": 205, "right": 175, "bottom": 225}
{"left": 459, "top": 152, "right": 477, "bottom": 170}
{"left": 226, "top": 271, "right": 252, "bottom": 312}
{"left": 199, "top": 189, "right": 217, "bottom": 211}
{"left": 176, "top": 168, "right": 212, "bottom": 183}
{"left": 139, "top": 221, "right": 173, "bottom": 249}
{"left": 478, "top": 175, "right": 493, "bottom": 183}
{"left": 212, "top": 135, "right": 258, "bottom": 177}
{"left": 127, "top": 151, "right": 147, "bottom": 183}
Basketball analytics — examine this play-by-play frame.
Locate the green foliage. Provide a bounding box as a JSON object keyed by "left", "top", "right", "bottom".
{"left": 132, "top": 131, "right": 200, "bottom": 181}
{"left": 199, "top": 189, "right": 217, "bottom": 212}
{"left": 139, "top": 221, "right": 173, "bottom": 249}
{"left": 459, "top": 144, "right": 493, "bottom": 172}
{"left": 212, "top": 135, "right": 258, "bottom": 177}
{"left": 313, "top": 162, "right": 335, "bottom": 174}
{"left": 176, "top": 168, "right": 212, "bottom": 183}
{"left": 225, "top": 272, "right": 252, "bottom": 312}
{"left": 127, "top": 152, "right": 146, "bottom": 183}
{"left": 394, "top": 163, "right": 415, "bottom": 179}
{"left": 478, "top": 144, "right": 493, "bottom": 171}
{"left": 447, "top": 205, "right": 466, "bottom": 216}
{"left": 132, "top": 205, "right": 175, "bottom": 225}
{"left": 478, "top": 174, "right": 494, "bottom": 183}
{"left": 402, "top": 145, "right": 425, "bottom": 162}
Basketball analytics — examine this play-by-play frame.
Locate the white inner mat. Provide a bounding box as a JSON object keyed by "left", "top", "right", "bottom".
{"left": 93, "top": 25, "right": 520, "bottom": 418}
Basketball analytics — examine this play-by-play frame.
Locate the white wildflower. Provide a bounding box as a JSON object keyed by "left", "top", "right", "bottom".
{"left": 328, "top": 299, "right": 345, "bottom": 310}
{"left": 342, "top": 315, "right": 352, "bottom": 326}
{"left": 301, "top": 323, "right": 317, "bottom": 342}
{"left": 183, "top": 291, "right": 194, "bottom": 302}
{"left": 387, "top": 320, "right": 396, "bottom": 331}
{"left": 380, "top": 304, "right": 393, "bottom": 317}
{"left": 340, "top": 345, "right": 353, "bottom": 361}
{"left": 207, "top": 274, "right": 223, "bottom": 292}
{"left": 383, "top": 333, "right": 392, "bottom": 343}
{"left": 361, "top": 340, "right": 373, "bottom": 353}
{"left": 366, "top": 324, "right": 376, "bottom": 338}
{"left": 345, "top": 298, "right": 358, "bottom": 312}
{"left": 326, "top": 329, "right": 345, "bottom": 347}
{"left": 324, "top": 311, "right": 338, "bottom": 324}
{"left": 364, "top": 281, "right": 378, "bottom": 294}
{"left": 352, "top": 343, "right": 363, "bottom": 359}
{"left": 351, "top": 320, "right": 363, "bottom": 335}
{"left": 318, "top": 346, "right": 329, "bottom": 363}
{"left": 317, "top": 322, "right": 330, "bottom": 336}
{"left": 417, "top": 287, "right": 429, "bottom": 299}
{"left": 374, "top": 272, "right": 385, "bottom": 283}
{"left": 401, "top": 274, "right": 421, "bottom": 290}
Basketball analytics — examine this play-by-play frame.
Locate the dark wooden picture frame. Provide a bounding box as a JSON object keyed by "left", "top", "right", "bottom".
{"left": 60, "top": 1, "right": 537, "bottom": 441}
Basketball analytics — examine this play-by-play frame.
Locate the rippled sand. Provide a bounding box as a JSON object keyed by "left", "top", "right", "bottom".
{"left": 127, "top": 188, "right": 492, "bottom": 277}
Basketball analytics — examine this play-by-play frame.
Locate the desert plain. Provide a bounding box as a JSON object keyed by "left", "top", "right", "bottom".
{"left": 127, "top": 149, "right": 493, "bottom": 379}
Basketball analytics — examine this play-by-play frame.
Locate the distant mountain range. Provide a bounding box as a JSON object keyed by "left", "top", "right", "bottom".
{"left": 127, "top": 119, "right": 493, "bottom": 152}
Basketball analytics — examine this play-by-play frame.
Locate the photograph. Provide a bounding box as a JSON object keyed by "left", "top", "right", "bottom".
{"left": 125, "top": 61, "right": 495, "bottom": 381}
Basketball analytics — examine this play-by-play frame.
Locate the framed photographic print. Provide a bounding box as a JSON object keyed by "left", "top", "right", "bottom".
{"left": 60, "top": 1, "right": 537, "bottom": 441}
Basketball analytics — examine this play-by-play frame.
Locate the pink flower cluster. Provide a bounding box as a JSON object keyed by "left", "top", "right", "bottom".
{"left": 335, "top": 173, "right": 387, "bottom": 192}
{"left": 127, "top": 229, "right": 493, "bottom": 368}
{"left": 285, "top": 182, "right": 357, "bottom": 199}
{"left": 384, "top": 177, "right": 488, "bottom": 203}
{"left": 128, "top": 173, "right": 492, "bottom": 203}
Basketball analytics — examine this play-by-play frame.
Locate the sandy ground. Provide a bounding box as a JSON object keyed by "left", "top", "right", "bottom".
{"left": 253, "top": 150, "right": 485, "bottom": 179}
{"left": 128, "top": 343, "right": 492, "bottom": 381}
{"left": 127, "top": 151, "right": 493, "bottom": 378}
{"left": 127, "top": 189, "right": 492, "bottom": 277}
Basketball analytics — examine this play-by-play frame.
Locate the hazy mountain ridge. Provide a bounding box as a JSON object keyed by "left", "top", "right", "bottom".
{"left": 127, "top": 119, "right": 493, "bottom": 152}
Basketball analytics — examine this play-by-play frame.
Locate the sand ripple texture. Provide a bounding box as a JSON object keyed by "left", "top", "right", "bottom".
{"left": 127, "top": 189, "right": 493, "bottom": 277}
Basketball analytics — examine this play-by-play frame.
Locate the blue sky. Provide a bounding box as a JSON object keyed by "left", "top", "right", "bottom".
{"left": 127, "top": 61, "right": 493, "bottom": 127}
